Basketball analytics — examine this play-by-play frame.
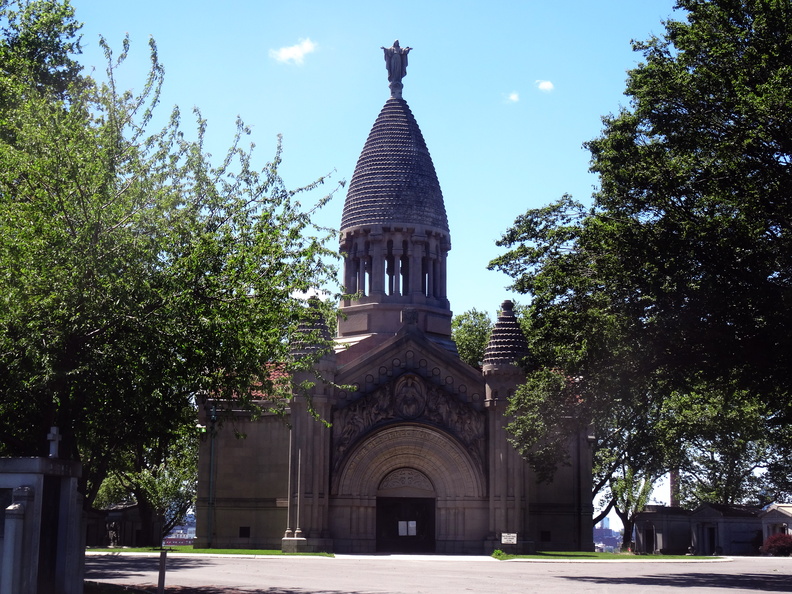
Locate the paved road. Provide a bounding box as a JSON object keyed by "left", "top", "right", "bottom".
{"left": 86, "top": 553, "right": 792, "bottom": 594}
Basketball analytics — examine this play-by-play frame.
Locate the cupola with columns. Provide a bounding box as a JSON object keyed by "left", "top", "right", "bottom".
{"left": 337, "top": 41, "right": 453, "bottom": 351}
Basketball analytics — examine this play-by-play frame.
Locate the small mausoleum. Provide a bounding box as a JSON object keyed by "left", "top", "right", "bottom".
{"left": 760, "top": 503, "right": 792, "bottom": 543}
{"left": 635, "top": 503, "right": 765, "bottom": 556}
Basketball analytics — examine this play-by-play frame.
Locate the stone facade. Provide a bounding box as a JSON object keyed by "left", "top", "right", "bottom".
{"left": 760, "top": 504, "right": 792, "bottom": 544}
{"left": 0, "top": 456, "right": 83, "bottom": 594}
{"left": 635, "top": 503, "right": 765, "bottom": 555}
{"left": 195, "top": 50, "right": 593, "bottom": 554}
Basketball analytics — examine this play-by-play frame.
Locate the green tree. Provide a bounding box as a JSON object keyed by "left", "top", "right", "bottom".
{"left": 660, "top": 389, "right": 785, "bottom": 507}
{"left": 611, "top": 466, "right": 654, "bottom": 552}
{"left": 95, "top": 420, "right": 199, "bottom": 544}
{"left": 451, "top": 308, "right": 493, "bottom": 369}
{"left": 490, "top": 0, "right": 792, "bottom": 513}
{"left": 0, "top": 0, "right": 341, "bottom": 514}
{"left": 0, "top": 0, "right": 84, "bottom": 103}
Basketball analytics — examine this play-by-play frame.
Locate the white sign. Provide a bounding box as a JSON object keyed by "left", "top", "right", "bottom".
{"left": 398, "top": 521, "right": 417, "bottom": 536}
{"left": 501, "top": 533, "right": 517, "bottom": 545}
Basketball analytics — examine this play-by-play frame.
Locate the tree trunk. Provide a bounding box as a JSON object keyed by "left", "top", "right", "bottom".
{"left": 614, "top": 505, "right": 635, "bottom": 553}
{"left": 134, "top": 489, "right": 160, "bottom": 547}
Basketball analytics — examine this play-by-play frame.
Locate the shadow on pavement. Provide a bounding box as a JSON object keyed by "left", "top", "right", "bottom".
{"left": 562, "top": 572, "right": 792, "bottom": 592}
{"left": 87, "top": 557, "right": 382, "bottom": 593}
{"left": 85, "top": 555, "right": 210, "bottom": 581}
{"left": 95, "top": 585, "right": 380, "bottom": 594}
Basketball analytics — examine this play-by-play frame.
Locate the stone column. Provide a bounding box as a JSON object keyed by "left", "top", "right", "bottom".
{"left": 342, "top": 236, "right": 356, "bottom": 297}
{"left": 287, "top": 346, "right": 337, "bottom": 551}
{"left": 391, "top": 236, "right": 402, "bottom": 296}
{"left": 356, "top": 238, "right": 367, "bottom": 297}
{"left": 437, "top": 239, "right": 449, "bottom": 301}
{"left": 0, "top": 502, "right": 25, "bottom": 594}
{"left": 425, "top": 237, "right": 436, "bottom": 299}
{"left": 56, "top": 478, "right": 84, "bottom": 594}
{"left": 370, "top": 234, "right": 385, "bottom": 296}
{"left": 484, "top": 361, "right": 529, "bottom": 552}
{"left": 409, "top": 236, "right": 422, "bottom": 299}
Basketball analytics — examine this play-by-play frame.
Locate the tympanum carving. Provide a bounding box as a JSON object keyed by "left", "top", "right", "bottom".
{"left": 332, "top": 373, "right": 485, "bottom": 472}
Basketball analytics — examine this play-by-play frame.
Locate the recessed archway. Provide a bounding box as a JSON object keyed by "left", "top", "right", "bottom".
{"left": 333, "top": 424, "right": 485, "bottom": 499}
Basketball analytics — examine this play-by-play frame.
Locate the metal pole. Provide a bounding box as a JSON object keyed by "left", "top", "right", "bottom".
{"left": 156, "top": 549, "right": 167, "bottom": 594}
{"left": 295, "top": 449, "right": 302, "bottom": 537}
{"left": 284, "top": 427, "right": 293, "bottom": 537}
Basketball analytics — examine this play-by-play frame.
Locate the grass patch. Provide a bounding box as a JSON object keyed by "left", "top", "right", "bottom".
{"left": 86, "top": 546, "right": 332, "bottom": 556}
{"left": 491, "top": 549, "right": 719, "bottom": 561}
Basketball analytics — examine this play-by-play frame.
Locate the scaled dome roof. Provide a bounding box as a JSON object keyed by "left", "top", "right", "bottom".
{"left": 341, "top": 98, "right": 448, "bottom": 232}
{"left": 483, "top": 301, "right": 531, "bottom": 366}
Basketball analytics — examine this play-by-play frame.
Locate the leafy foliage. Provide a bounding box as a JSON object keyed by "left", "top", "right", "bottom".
{"left": 489, "top": 0, "right": 792, "bottom": 519}
{"left": 451, "top": 308, "right": 493, "bottom": 369}
{"left": 0, "top": 0, "right": 342, "bottom": 511}
{"left": 0, "top": 0, "right": 84, "bottom": 102}
{"left": 94, "top": 420, "right": 199, "bottom": 543}
{"left": 762, "top": 533, "right": 792, "bottom": 557}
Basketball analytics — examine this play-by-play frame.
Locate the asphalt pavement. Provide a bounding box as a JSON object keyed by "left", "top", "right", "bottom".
{"left": 85, "top": 552, "right": 792, "bottom": 594}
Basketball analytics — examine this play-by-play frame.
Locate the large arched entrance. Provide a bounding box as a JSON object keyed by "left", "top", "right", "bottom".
{"left": 331, "top": 424, "right": 486, "bottom": 554}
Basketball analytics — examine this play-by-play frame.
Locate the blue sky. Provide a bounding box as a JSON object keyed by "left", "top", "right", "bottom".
{"left": 70, "top": 0, "right": 680, "bottom": 321}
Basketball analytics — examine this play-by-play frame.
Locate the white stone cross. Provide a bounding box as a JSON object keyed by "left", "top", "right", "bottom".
{"left": 47, "top": 426, "right": 61, "bottom": 458}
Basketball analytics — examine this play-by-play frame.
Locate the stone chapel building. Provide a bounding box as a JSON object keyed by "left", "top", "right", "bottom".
{"left": 195, "top": 43, "right": 593, "bottom": 554}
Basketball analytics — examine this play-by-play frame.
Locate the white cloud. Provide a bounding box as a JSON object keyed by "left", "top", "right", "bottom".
{"left": 506, "top": 91, "right": 520, "bottom": 103}
{"left": 269, "top": 38, "right": 317, "bottom": 65}
{"left": 535, "top": 80, "right": 555, "bottom": 92}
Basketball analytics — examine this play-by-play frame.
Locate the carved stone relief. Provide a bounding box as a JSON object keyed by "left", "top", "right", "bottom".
{"left": 332, "top": 372, "right": 485, "bottom": 473}
{"left": 379, "top": 468, "right": 434, "bottom": 492}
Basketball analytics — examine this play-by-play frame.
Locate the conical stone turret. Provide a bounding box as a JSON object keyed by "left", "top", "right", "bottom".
{"left": 483, "top": 300, "right": 530, "bottom": 367}
{"left": 483, "top": 300, "right": 531, "bottom": 402}
{"left": 338, "top": 45, "right": 453, "bottom": 351}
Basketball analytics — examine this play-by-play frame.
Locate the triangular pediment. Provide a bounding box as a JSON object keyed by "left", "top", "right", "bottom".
{"left": 330, "top": 369, "right": 486, "bottom": 480}
{"left": 329, "top": 324, "right": 486, "bottom": 480}
{"left": 334, "top": 323, "right": 484, "bottom": 408}
{"left": 760, "top": 505, "right": 792, "bottom": 520}
{"left": 690, "top": 503, "right": 760, "bottom": 519}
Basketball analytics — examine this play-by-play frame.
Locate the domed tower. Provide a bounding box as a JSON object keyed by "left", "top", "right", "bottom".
{"left": 338, "top": 41, "right": 453, "bottom": 351}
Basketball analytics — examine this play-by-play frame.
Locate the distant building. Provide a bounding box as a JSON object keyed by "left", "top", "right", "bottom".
{"left": 635, "top": 503, "right": 764, "bottom": 555}
{"left": 85, "top": 502, "right": 163, "bottom": 548}
{"left": 163, "top": 521, "right": 196, "bottom": 547}
{"left": 194, "top": 42, "right": 593, "bottom": 555}
{"left": 759, "top": 503, "right": 792, "bottom": 543}
{"left": 593, "top": 519, "right": 621, "bottom": 552}
{"left": 690, "top": 503, "right": 763, "bottom": 555}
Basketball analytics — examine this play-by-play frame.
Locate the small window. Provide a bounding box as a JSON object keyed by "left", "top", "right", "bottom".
{"left": 239, "top": 526, "right": 251, "bottom": 538}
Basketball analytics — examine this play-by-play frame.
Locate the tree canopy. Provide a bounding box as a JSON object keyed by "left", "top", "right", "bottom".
{"left": 0, "top": 0, "right": 341, "bottom": 513}
{"left": 451, "top": 308, "right": 493, "bottom": 370}
{"left": 490, "top": 0, "right": 792, "bottom": 516}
